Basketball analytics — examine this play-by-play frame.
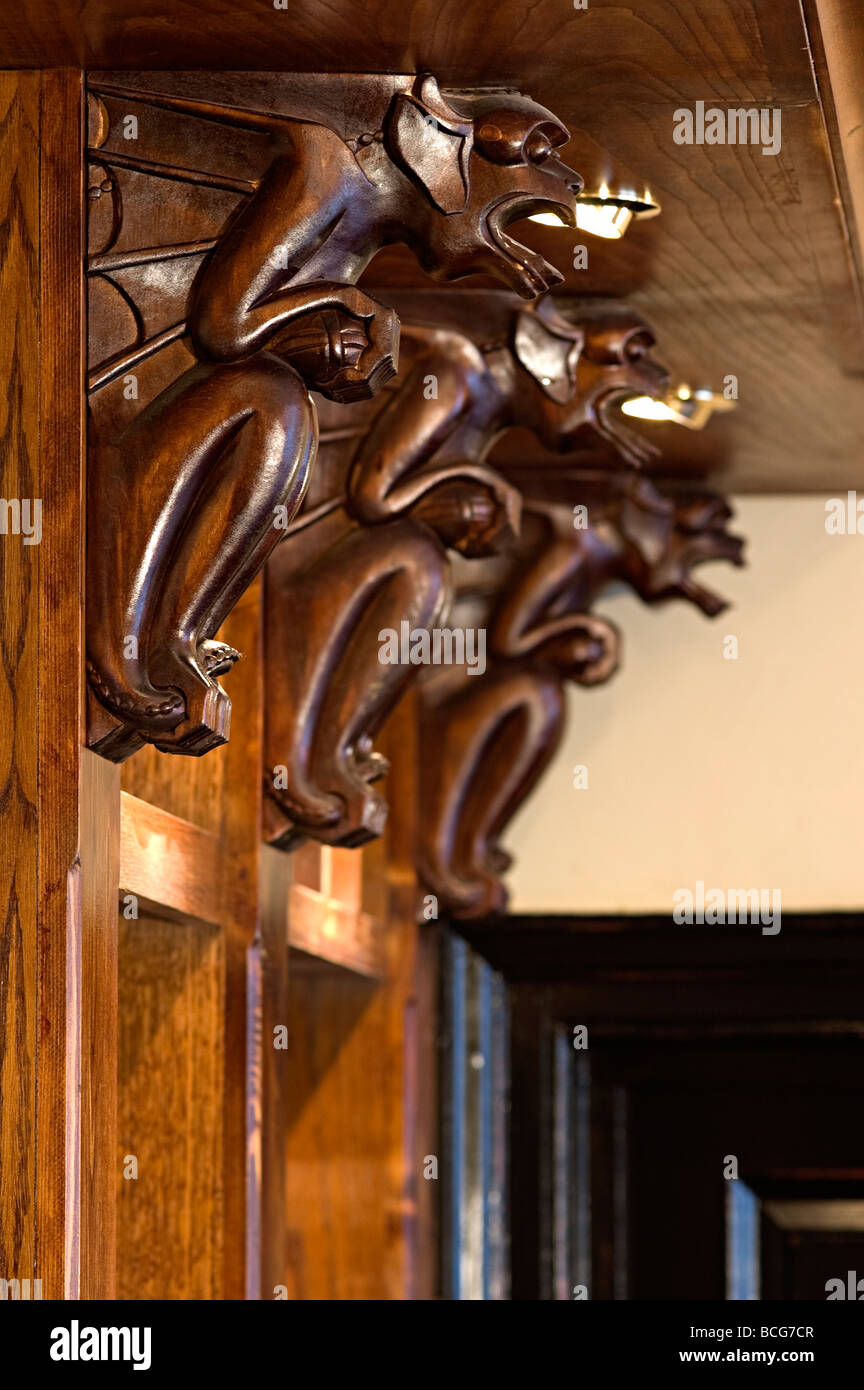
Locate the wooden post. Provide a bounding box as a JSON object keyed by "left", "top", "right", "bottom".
{"left": 0, "top": 69, "right": 94, "bottom": 1301}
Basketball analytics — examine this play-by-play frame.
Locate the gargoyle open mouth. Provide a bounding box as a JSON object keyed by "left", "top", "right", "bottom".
{"left": 485, "top": 194, "right": 576, "bottom": 298}
{"left": 596, "top": 388, "right": 663, "bottom": 468}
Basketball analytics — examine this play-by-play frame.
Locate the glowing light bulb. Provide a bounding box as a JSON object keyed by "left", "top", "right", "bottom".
{"left": 527, "top": 184, "right": 659, "bottom": 239}
{"left": 622, "top": 385, "right": 737, "bottom": 430}
{"left": 620, "top": 396, "right": 678, "bottom": 422}
{"left": 574, "top": 202, "right": 633, "bottom": 239}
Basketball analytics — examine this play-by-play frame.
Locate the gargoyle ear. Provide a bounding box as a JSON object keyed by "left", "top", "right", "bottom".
{"left": 385, "top": 75, "right": 473, "bottom": 214}
{"left": 619, "top": 475, "right": 675, "bottom": 567}
{"left": 513, "top": 308, "right": 584, "bottom": 403}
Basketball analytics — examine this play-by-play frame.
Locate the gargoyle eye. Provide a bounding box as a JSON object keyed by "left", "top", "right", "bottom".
{"left": 524, "top": 129, "right": 553, "bottom": 165}
{"left": 624, "top": 330, "right": 655, "bottom": 362}
{"left": 474, "top": 111, "right": 558, "bottom": 165}
{"left": 475, "top": 120, "right": 521, "bottom": 164}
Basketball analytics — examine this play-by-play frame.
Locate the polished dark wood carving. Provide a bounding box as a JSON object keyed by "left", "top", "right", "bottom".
{"left": 417, "top": 478, "right": 744, "bottom": 918}
{"left": 85, "top": 73, "right": 581, "bottom": 759}
{"left": 263, "top": 295, "right": 677, "bottom": 848}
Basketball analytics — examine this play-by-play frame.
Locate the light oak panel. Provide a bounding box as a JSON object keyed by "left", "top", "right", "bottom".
{"left": 116, "top": 911, "right": 224, "bottom": 1300}
{"left": 120, "top": 793, "right": 221, "bottom": 926}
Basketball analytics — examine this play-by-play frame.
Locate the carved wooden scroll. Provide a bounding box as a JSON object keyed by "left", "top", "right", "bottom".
{"left": 263, "top": 294, "right": 683, "bottom": 849}
{"left": 85, "top": 72, "right": 582, "bottom": 760}
{"left": 417, "top": 479, "right": 745, "bottom": 918}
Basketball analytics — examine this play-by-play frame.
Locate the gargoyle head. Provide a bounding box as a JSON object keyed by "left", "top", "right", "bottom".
{"left": 613, "top": 476, "right": 745, "bottom": 615}
{"left": 386, "top": 76, "right": 581, "bottom": 297}
{"left": 511, "top": 298, "right": 671, "bottom": 467}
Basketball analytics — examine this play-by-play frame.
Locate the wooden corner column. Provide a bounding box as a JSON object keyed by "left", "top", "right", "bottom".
{"left": 0, "top": 68, "right": 96, "bottom": 1301}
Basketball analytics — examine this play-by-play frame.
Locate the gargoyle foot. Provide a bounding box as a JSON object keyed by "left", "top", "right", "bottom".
{"left": 265, "top": 743, "right": 389, "bottom": 849}
{"left": 264, "top": 771, "right": 345, "bottom": 835}
{"left": 420, "top": 853, "right": 509, "bottom": 920}
{"left": 199, "top": 639, "right": 241, "bottom": 678}
{"left": 147, "top": 635, "right": 235, "bottom": 756}
{"left": 352, "top": 734, "right": 390, "bottom": 785}
{"left": 86, "top": 655, "right": 187, "bottom": 761}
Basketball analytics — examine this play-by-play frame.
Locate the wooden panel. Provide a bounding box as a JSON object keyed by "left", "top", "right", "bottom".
{"left": 120, "top": 792, "right": 221, "bottom": 925}
{"left": 276, "top": 697, "right": 433, "bottom": 1299}
{"left": 114, "top": 585, "right": 263, "bottom": 1300}
{"left": 116, "top": 911, "right": 224, "bottom": 1299}
{"left": 288, "top": 885, "right": 384, "bottom": 979}
{"left": 281, "top": 962, "right": 402, "bottom": 1299}
{"left": 121, "top": 741, "right": 225, "bottom": 838}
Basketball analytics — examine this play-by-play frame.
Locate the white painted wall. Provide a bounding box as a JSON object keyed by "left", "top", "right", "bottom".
{"left": 506, "top": 495, "right": 864, "bottom": 914}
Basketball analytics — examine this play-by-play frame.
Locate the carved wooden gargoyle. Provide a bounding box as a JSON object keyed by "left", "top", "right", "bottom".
{"left": 263, "top": 296, "right": 674, "bottom": 848}
{"left": 84, "top": 73, "right": 582, "bottom": 760}
{"left": 417, "top": 477, "right": 745, "bottom": 919}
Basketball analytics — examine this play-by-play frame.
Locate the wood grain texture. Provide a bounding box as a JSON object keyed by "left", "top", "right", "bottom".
{"left": 120, "top": 792, "right": 221, "bottom": 925}
{"left": 217, "top": 586, "right": 264, "bottom": 1301}
{"left": 809, "top": 0, "right": 864, "bottom": 293}
{"left": 79, "top": 751, "right": 120, "bottom": 1300}
{"left": 116, "top": 911, "right": 224, "bottom": 1300}
{"left": 258, "top": 844, "right": 292, "bottom": 1299}
{"left": 276, "top": 698, "right": 433, "bottom": 1299}
{"left": 116, "top": 591, "right": 263, "bottom": 1299}
{"left": 0, "top": 70, "right": 86, "bottom": 1304}
{"left": 120, "top": 737, "right": 226, "bottom": 838}
{"left": 288, "top": 888, "right": 385, "bottom": 979}
{"left": 0, "top": 66, "right": 41, "bottom": 1303}
{"left": 37, "top": 66, "right": 87, "bottom": 1306}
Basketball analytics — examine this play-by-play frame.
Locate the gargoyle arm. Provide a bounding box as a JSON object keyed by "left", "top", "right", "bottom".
{"left": 347, "top": 339, "right": 506, "bottom": 522}
{"left": 188, "top": 129, "right": 377, "bottom": 361}
{"left": 491, "top": 524, "right": 590, "bottom": 658}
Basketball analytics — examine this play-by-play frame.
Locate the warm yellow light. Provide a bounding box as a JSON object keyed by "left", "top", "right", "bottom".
{"left": 574, "top": 201, "right": 633, "bottom": 239}
{"left": 622, "top": 385, "right": 737, "bottom": 431}
{"left": 528, "top": 186, "right": 659, "bottom": 239}
{"left": 621, "top": 395, "right": 679, "bottom": 422}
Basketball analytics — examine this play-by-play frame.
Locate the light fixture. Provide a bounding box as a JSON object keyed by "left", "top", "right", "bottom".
{"left": 530, "top": 184, "right": 660, "bottom": 240}
{"left": 621, "top": 385, "right": 736, "bottom": 431}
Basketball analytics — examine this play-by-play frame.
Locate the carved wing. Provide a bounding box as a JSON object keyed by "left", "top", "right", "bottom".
{"left": 86, "top": 79, "right": 282, "bottom": 400}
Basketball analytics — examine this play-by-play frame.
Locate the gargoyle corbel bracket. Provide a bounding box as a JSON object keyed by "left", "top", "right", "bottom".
{"left": 417, "top": 480, "right": 745, "bottom": 919}
{"left": 261, "top": 293, "right": 688, "bottom": 850}
{"left": 83, "top": 71, "right": 582, "bottom": 760}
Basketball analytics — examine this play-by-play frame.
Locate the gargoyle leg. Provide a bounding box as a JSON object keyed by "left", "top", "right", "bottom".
{"left": 87, "top": 355, "right": 316, "bottom": 754}
{"left": 420, "top": 669, "right": 566, "bottom": 918}
{"left": 265, "top": 517, "right": 449, "bottom": 847}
